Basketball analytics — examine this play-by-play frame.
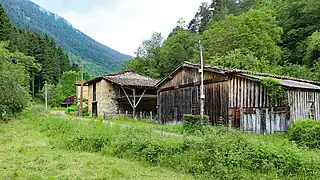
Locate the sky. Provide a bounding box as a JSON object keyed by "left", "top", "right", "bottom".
{"left": 30, "top": 0, "right": 210, "bottom": 56}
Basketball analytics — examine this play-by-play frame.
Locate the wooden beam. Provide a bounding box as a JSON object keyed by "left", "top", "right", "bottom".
{"left": 135, "top": 89, "right": 147, "bottom": 108}
{"left": 133, "top": 89, "right": 136, "bottom": 118}
{"left": 121, "top": 86, "right": 134, "bottom": 108}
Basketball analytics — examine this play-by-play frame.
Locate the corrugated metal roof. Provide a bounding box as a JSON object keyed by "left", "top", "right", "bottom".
{"left": 241, "top": 74, "right": 320, "bottom": 90}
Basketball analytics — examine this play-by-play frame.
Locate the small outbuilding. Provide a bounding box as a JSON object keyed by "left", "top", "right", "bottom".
{"left": 156, "top": 61, "right": 320, "bottom": 134}
{"left": 85, "top": 71, "right": 158, "bottom": 117}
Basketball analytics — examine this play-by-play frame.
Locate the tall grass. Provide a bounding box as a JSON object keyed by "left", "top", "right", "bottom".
{"left": 21, "top": 107, "right": 320, "bottom": 179}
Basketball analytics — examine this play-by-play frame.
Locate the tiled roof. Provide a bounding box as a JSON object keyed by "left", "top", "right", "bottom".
{"left": 85, "top": 70, "right": 158, "bottom": 88}
{"left": 104, "top": 77, "right": 158, "bottom": 87}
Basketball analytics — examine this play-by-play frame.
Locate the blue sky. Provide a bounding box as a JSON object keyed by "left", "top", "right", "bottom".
{"left": 31, "top": 0, "right": 209, "bottom": 56}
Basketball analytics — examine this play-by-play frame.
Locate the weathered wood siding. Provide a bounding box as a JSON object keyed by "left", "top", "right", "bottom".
{"left": 229, "top": 75, "right": 271, "bottom": 108}
{"left": 237, "top": 107, "right": 290, "bottom": 134}
{"left": 288, "top": 90, "right": 320, "bottom": 121}
{"left": 160, "top": 67, "right": 225, "bottom": 90}
{"left": 229, "top": 75, "right": 291, "bottom": 133}
{"left": 158, "top": 67, "right": 230, "bottom": 124}
{"left": 158, "top": 81, "right": 229, "bottom": 124}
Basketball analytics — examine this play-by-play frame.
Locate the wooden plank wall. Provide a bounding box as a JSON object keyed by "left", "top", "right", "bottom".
{"left": 158, "top": 87, "right": 195, "bottom": 123}
{"left": 158, "top": 81, "right": 229, "bottom": 124}
{"left": 204, "top": 81, "right": 229, "bottom": 124}
{"left": 288, "top": 90, "right": 320, "bottom": 121}
{"left": 160, "top": 67, "right": 225, "bottom": 90}
{"left": 229, "top": 75, "right": 290, "bottom": 133}
{"left": 229, "top": 75, "right": 271, "bottom": 108}
{"left": 239, "top": 107, "right": 289, "bottom": 134}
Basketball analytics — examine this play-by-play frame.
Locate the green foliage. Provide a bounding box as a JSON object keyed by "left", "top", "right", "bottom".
{"left": 27, "top": 111, "right": 320, "bottom": 179}
{"left": 287, "top": 120, "right": 320, "bottom": 149}
{"left": 0, "top": 4, "right": 78, "bottom": 98}
{"left": 202, "top": 9, "right": 283, "bottom": 64}
{"left": 261, "top": 78, "right": 286, "bottom": 106}
{"left": 0, "top": 4, "right": 12, "bottom": 41}
{"left": 124, "top": 32, "right": 163, "bottom": 78}
{"left": 0, "top": 118, "right": 190, "bottom": 179}
{"left": 305, "top": 31, "right": 320, "bottom": 65}
{"left": 279, "top": 0, "right": 320, "bottom": 65}
{"left": 67, "top": 105, "right": 78, "bottom": 113}
{"left": 0, "top": 42, "right": 33, "bottom": 118}
{"left": 183, "top": 114, "right": 209, "bottom": 134}
{"left": 158, "top": 30, "right": 198, "bottom": 76}
{"left": 39, "top": 71, "right": 79, "bottom": 107}
{"left": 209, "top": 49, "right": 279, "bottom": 72}
{"left": 0, "top": 1, "right": 132, "bottom": 76}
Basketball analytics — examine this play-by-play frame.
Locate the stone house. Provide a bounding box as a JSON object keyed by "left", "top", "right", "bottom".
{"left": 85, "top": 71, "right": 158, "bottom": 117}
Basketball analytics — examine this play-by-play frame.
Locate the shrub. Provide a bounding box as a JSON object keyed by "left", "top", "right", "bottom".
{"left": 287, "top": 120, "right": 320, "bottom": 149}
{"left": 67, "top": 105, "right": 78, "bottom": 112}
{"left": 25, "top": 108, "right": 320, "bottom": 179}
{"left": 183, "top": 114, "right": 209, "bottom": 133}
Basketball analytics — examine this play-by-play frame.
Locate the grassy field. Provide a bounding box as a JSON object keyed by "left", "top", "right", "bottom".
{"left": 0, "top": 113, "right": 193, "bottom": 179}
{"left": 2, "top": 106, "right": 320, "bottom": 179}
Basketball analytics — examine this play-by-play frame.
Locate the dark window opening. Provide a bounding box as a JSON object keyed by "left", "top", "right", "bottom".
{"left": 93, "top": 83, "right": 97, "bottom": 101}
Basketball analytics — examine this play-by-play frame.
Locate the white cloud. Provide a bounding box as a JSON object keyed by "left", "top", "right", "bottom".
{"left": 32, "top": 0, "right": 210, "bottom": 56}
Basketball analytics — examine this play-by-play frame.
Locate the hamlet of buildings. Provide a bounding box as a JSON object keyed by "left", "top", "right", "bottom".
{"left": 82, "top": 62, "right": 320, "bottom": 134}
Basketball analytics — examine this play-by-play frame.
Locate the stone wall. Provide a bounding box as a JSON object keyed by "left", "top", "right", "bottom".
{"left": 88, "top": 79, "right": 118, "bottom": 117}
{"left": 97, "top": 79, "right": 118, "bottom": 116}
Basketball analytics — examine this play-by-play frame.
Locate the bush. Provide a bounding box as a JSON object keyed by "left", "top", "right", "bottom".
{"left": 183, "top": 114, "right": 209, "bottom": 133}
{"left": 25, "top": 108, "right": 320, "bottom": 179}
{"left": 287, "top": 120, "right": 320, "bottom": 149}
{"left": 67, "top": 105, "right": 78, "bottom": 112}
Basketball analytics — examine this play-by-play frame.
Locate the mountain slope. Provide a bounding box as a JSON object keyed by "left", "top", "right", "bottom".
{"left": 0, "top": 0, "right": 133, "bottom": 76}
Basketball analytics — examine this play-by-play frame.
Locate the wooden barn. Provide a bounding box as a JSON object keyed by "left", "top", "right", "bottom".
{"left": 85, "top": 71, "right": 158, "bottom": 117}
{"left": 156, "top": 61, "right": 320, "bottom": 134}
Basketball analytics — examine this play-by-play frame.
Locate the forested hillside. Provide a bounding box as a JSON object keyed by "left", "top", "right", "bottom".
{"left": 126, "top": 0, "right": 320, "bottom": 82}
{"left": 0, "top": 4, "right": 82, "bottom": 117}
{"left": 0, "top": 0, "right": 133, "bottom": 76}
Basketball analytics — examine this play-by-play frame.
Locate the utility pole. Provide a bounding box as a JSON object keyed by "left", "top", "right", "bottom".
{"left": 45, "top": 81, "right": 48, "bottom": 111}
{"left": 80, "top": 61, "right": 84, "bottom": 117}
{"left": 199, "top": 40, "right": 205, "bottom": 119}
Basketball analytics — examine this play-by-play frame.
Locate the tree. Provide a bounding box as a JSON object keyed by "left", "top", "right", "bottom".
{"left": 279, "top": 0, "right": 320, "bottom": 64}
{"left": 202, "top": 9, "right": 283, "bottom": 64}
{"left": 304, "top": 31, "right": 320, "bottom": 65}
{"left": 125, "top": 32, "right": 163, "bottom": 78}
{"left": 0, "top": 5, "right": 12, "bottom": 41}
{"left": 208, "top": 49, "right": 281, "bottom": 73}
{"left": 188, "top": 0, "right": 255, "bottom": 34}
{"left": 0, "top": 42, "right": 34, "bottom": 118}
{"left": 158, "top": 30, "right": 198, "bottom": 76}
{"left": 188, "top": 2, "right": 212, "bottom": 34}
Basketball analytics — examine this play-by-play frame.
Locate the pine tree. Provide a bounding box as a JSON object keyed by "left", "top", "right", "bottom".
{"left": 0, "top": 5, "right": 12, "bottom": 41}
